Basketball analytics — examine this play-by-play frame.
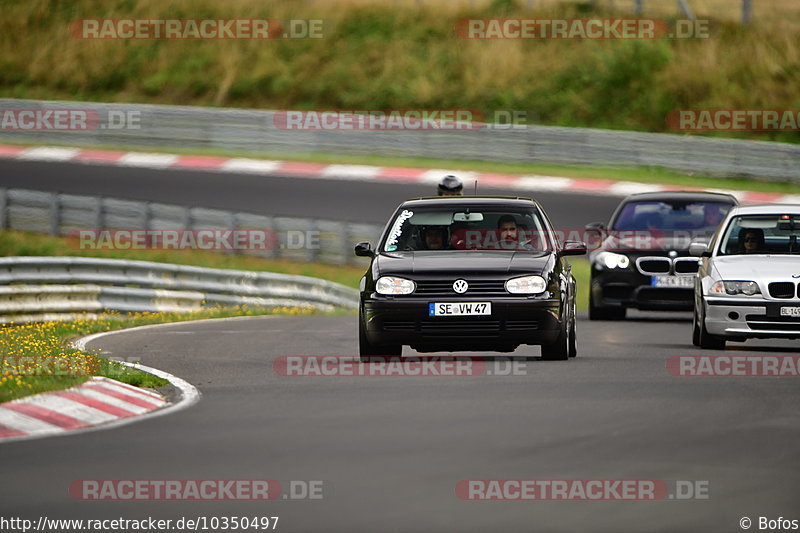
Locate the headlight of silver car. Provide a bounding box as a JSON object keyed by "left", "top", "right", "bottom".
{"left": 709, "top": 280, "right": 761, "bottom": 296}
{"left": 376, "top": 276, "right": 416, "bottom": 295}
{"left": 595, "top": 252, "right": 630, "bottom": 269}
{"left": 505, "top": 275, "right": 547, "bottom": 295}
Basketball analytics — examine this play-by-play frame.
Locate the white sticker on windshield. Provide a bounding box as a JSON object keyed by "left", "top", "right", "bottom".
{"left": 385, "top": 209, "right": 414, "bottom": 250}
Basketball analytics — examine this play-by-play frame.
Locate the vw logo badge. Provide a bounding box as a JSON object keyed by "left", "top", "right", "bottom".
{"left": 453, "top": 279, "right": 469, "bottom": 294}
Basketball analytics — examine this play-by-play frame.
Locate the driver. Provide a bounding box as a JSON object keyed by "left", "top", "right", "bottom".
{"left": 497, "top": 215, "right": 533, "bottom": 250}
{"left": 738, "top": 228, "right": 765, "bottom": 254}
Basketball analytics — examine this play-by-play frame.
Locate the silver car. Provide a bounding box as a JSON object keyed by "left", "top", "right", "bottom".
{"left": 690, "top": 204, "right": 800, "bottom": 349}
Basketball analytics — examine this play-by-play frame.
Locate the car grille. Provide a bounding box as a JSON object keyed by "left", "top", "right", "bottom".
{"left": 381, "top": 318, "right": 539, "bottom": 336}
{"left": 635, "top": 256, "right": 698, "bottom": 276}
{"left": 746, "top": 314, "right": 800, "bottom": 332}
{"left": 673, "top": 258, "right": 700, "bottom": 274}
{"left": 768, "top": 282, "right": 796, "bottom": 299}
{"left": 413, "top": 280, "right": 507, "bottom": 297}
{"left": 636, "top": 257, "right": 671, "bottom": 275}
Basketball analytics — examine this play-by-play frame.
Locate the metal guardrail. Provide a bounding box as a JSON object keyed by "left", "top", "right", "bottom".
{"left": 0, "top": 187, "right": 382, "bottom": 267}
{"left": 0, "top": 256, "right": 359, "bottom": 323}
{"left": 1, "top": 99, "right": 798, "bottom": 182}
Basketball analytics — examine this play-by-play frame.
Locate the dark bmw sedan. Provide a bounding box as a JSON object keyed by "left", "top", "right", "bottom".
{"left": 586, "top": 191, "right": 738, "bottom": 320}
{"left": 355, "top": 197, "right": 586, "bottom": 360}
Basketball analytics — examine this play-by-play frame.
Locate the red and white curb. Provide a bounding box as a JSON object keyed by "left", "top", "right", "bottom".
{"left": 0, "top": 325, "right": 202, "bottom": 443}
{"left": 0, "top": 376, "right": 166, "bottom": 441}
{"left": 1, "top": 144, "right": 798, "bottom": 205}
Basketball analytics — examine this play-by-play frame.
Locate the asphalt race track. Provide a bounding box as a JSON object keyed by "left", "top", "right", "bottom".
{"left": 1, "top": 159, "right": 798, "bottom": 532}
{"left": 0, "top": 159, "right": 621, "bottom": 228}
{"left": 1, "top": 313, "right": 798, "bottom": 532}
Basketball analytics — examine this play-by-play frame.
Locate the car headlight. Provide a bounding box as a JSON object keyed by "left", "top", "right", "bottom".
{"left": 595, "top": 252, "right": 630, "bottom": 269}
{"left": 709, "top": 280, "right": 761, "bottom": 296}
{"left": 375, "top": 276, "right": 416, "bottom": 295}
{"left": 505, "top": 275, "right": 547, "bottom": 295}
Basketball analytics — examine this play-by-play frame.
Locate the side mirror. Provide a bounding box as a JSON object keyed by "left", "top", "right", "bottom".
{"left": 560, "top": 240, "right": 587, "bottom": 256}
{"left": 689, "top": 241, "right": 711, "bottom": 257}
{"left": 354, "top": 241, "right": 374, "bottom": 257}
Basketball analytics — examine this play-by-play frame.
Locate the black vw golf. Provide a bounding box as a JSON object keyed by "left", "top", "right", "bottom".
{"left": 355, "top": 197, "right": 586, "bottom": 360}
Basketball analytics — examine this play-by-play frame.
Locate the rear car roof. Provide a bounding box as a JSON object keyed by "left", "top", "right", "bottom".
{"left": 621, "top": 191, "right": 739, "bottom": 204}
{"left": 401, "top": 196, "right": 537, "bottom": 208}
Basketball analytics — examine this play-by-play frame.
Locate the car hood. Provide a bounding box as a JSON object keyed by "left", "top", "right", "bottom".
{"left": 375, "top": 251, "right": 553, "bottom": 276}
{"left": 711, "top": 255, "right": 800, "bottom": 280}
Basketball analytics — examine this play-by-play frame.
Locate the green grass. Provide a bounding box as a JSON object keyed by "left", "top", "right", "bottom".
{"left": 0, "top": 228, "right": 365, "bottom": 403}
{"left": 571, "top": 257, "right": 591, "bottom": 313}
{"left": 0, "top": 229, "right": 366, "bottom": 289}
{"left": 0, "top": 305, "right": 324, "bottom": 403}
{"left": 1, "top": 0, "right": 798, "bottom": 143}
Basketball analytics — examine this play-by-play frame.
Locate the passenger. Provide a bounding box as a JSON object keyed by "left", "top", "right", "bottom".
{"left": 420, "top": 226, "right": 448, "bottom": 250}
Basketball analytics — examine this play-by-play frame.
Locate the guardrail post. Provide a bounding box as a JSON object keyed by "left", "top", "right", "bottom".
{"left": 142, "top": 202, "right": 151, "bottom": 230}
{"left": 742, "top": 0, "right": 752, "bottom": 24}
{"left": 677, "top": 0, "right": 696, "bottom": 20}
{"left": 227, "top": 212, "right": 238, "bottom": 255}
{"left": 49, "top": 192, "right": 60, "bottom": 236}
{"left": 181, "top": 205, "right": 191, "bottom": 230}
{"left": 0, "top": 188, "right": 6, "bottom": 230}
{"left": 341, "top": 221, "right": 350, "bottom": 266}
{"left": 309, "top": 219, "right": 319, "bottom": 263}
{"left": 94, "top": 196, "right": 104, "bottom": 229}
{"left": 634, "top": 0, "right": 643, "bottom": 15}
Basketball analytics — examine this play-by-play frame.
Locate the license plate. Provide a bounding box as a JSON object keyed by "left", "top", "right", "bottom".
{"left": 651, "top": 276, "right": 694, "bottom": 288}
{"left": 780, "top": 306, "right": 800, "bottom": 317}
{"left": 428, "top": 302, "right": 492, "bottom": 316}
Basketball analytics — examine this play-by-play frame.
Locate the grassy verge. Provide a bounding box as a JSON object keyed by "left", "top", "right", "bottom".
{"left": 0, "top": 228, "right": 365, "bottom": 403}
{"left": 0, "top": 306, "right": 320, "bottom": 403}
{"left": 4, "top": 137, "right": 799, "bottom": 195}
{"left": 0, "top": 230, "right": 366, "bottom": 289}
{"left": 2, "top": 0, "right": 798, "bottom": 143}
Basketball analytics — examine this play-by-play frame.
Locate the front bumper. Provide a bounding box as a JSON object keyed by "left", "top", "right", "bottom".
{"left": 591, "top": 270, "right": 695, "bottom": 311}
{"left": 362, "top": 295, "right": 563, "bottom": 351}
{"left": 704, "top": 297, "right": 800, "bottom": 339}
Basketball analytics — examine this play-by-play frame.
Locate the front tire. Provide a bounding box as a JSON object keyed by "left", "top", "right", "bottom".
{"left": 568, "top": 298, "right": 578, "bottom": 358}
{"left": 697, "top": 301, "right": 726, "bottom": 350}
{"left": 542, "top": 308, "right": 570, "bottom": 361}
{"left": 359, "top": 311, "right": 402, "bottom": 362}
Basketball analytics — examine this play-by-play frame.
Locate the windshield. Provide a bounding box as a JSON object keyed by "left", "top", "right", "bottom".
{"left": 612, "top": 201, "right": 733, "bottom": 234}
{"left": 718, "top": 214, "right": 800, "bottom": 255}
{"left": 382, "top": 206, "right": 551, "bottom": 252}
